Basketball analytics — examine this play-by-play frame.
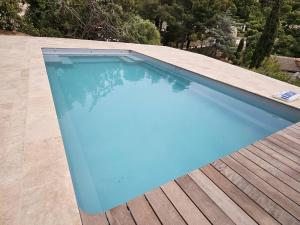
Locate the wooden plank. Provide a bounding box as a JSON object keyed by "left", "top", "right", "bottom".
{"left": 106, "top": 204, "right": 136, "bottom": 225}
{"left": 292, "top": 124, "right": 300, "bottom": 132}
{"left": 282, "top": 128, "right": 300, "bottom": 146}
{"left": 259, "top": 140, "right": 300, "bottom": 164}
{"left": 231, "top": 152, "right": 300, "bottom": 205}
{"left": 273, "top": 133, "right": 300, "bottom": 153}
{"left": 189, "top": 169, "right": 257, "bottom": 225}
{"left": 285, "top": 127, "right": 300, "bottom": 138}
{"left": 221, "top": 156, "right": 300, "bottom": 221}
{"left": 161, "top": 181, "right": 211, "bottom": 225}
{"left": 127, "top": 195, "right": 161, "bottom": 225}
{"left": 212, "top": 160, "right": 300, "bottom": 225}
{"left": 176, "top": 175, "right": 234, "bottom": 225}
{"left": 278, "top": 130, "right": 300, "bottom": 146}
{"left": 253, "top": 142, "right": 300, "bottom": 173}
{"left": 239, "top": 148, "right": 300, "bottom": 192}
{"left": 246, "top": 145, "right": 300, "bottom": 182}
{"left": 145, "top": 188, "right": 186, "bottom": 225}
{"left": 267, "top": 136, "right": 300, "bottom": 158}
{"left": 79, "top": 209, "right": 109, "bottom": 225}
{"left": 288, "top": 126, "right": 300, "bottom": 137}
{"left": 201, "top": 164, "right": 280, "bottom": 225}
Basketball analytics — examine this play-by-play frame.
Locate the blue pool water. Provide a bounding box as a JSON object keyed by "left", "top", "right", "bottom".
{"left": 43, "top": 50, "right": 299, "bottom": 213}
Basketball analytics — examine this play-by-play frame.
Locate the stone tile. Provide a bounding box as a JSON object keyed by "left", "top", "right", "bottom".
{"left": 25, "top": 96, "right": 60, "bottom": 143}
{"left": 0, "top": 89, "right": 16, "bottom": 104}
{"left": 0, "top": 103, "right": 13, "bottom": 143}
{"left": 23, "top": 137, "right": 69, "bottom": 190}
{"left": 24, "top": 137, "right": 66, "bottom": 166}
{"left": 28, "top": 69, "right": 51, "bottom": 98}
{"left": 0, "top": 181, "right": 22, "bottom": 225}
{"left": 20, "top": 178, "right": 81, "bottom": 225}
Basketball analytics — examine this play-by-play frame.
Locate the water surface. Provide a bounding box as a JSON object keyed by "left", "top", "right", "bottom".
{"left": 44, "top": 54, "right": 293, "bottom": 213}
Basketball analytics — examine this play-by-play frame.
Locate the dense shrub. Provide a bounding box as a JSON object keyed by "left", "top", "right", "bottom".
{"left": 253, "top": 57, "right": 300, "bottom": 87}
{"left": 122, "top": 16, "right": 160, "bottom": 45}
{"left": 0, "top": 0, "right": 21, "bottom": 31}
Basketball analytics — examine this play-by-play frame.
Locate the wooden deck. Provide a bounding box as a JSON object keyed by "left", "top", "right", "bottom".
{"left": 79, "top": 122, "right": 300, "bottom": 225}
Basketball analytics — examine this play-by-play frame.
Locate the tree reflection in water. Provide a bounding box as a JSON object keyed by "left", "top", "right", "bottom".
{"left": 47, "top": 56, "right": 191, "bottom": 118}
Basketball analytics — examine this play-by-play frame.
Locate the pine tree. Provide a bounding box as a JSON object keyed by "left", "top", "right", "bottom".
{"left": 250, "top": 0, "right": 283, "bottom": 68}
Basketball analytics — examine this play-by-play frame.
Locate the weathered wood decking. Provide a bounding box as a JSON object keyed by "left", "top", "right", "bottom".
{"left": 80, "top": 122, "right": 300, "bottom": 225}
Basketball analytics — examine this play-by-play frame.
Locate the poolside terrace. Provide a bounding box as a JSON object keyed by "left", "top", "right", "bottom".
{"left": 1, "top": 35, "right": 300, "bottom": 225}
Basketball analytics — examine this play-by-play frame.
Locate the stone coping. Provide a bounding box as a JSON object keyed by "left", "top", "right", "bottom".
{"left": 1, "top": 35, "right": 300, "bottom": 225}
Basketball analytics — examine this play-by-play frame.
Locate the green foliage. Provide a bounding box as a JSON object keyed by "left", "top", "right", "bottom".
{"left": 0, "top": 0, "right": 21, "bottom": 31}
{"left": 253, "top": 57, "right": 300, "bottom": 87}
{"left": 207, "top": 14, "right": 236, "bottom": 60}
{"left": 233, "top": 0, "right": 257, "bottom": 20}
{"left": 254, "top": 57, "right": 289, "bottom": 82}
{"left": 274, "top": 33, "right": 297, "bottom": 56}
{"left": 250, "top": 0, "right": 283, "bottom": 68}
{"left": 122, "top": 16, "right": 160, "bottom": 45}
{"left": 137, "top": 0, "right": 232, "bottom": 48}
{"left": 274, "top": 1, "right": 300, "bottom": 57}
{"left": 22, "top": 0, "right": 159, "bottom": 43}
{"left": 23, "top": 0, "right": 125, "bottom": 40}
{"left": 1, "top": 0, "right": 298, "bottom": 90}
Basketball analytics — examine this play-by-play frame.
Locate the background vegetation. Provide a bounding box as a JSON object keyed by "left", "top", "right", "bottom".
{"left": 1, "top": 0, "right": 299, "bottom": 86}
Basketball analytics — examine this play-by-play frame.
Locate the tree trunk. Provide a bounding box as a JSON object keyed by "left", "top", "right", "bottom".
{"left": 186, "top": 38, "right": 191, "bottom": 50}
{"left": 180, "top": 39, "right": 184, "bottom": 49}
{"left": 155, "top": 16, "right": 160, "bottom": 29}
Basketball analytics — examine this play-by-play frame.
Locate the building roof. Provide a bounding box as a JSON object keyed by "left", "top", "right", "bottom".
{"left": 273, "top": 55, "right": 300, "bottom": 73}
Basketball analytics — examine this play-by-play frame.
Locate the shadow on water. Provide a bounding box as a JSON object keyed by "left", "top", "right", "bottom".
{"left": 46, "top": 56, "right": 191, "bottom": 117}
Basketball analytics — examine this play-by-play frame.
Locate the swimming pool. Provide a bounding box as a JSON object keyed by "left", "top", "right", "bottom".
{"left": 43, "top": 48, "right": 300, "bottom": 214}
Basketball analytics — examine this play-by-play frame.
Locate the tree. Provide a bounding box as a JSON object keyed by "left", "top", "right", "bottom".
{"left": 250, "top": 0, "right": 283, "bottom": 68}
{"left": 233, "top": 0, "right": 257, "bottom": 20}
{"left": 273, "top": 1, "right": 300, "bottom": 57}
{"left": 138, "top": 0, "right": 233, "bottom": 49}
{"left": 0, "top": 0, "right": 22, "bottom": 31}
{"left": 207, "top": 14, "right": 236, "bottom": 61}
{"left": 23, "top": 0, "right": 124, "bottom": 39}
{"left": 122, "top": 16, "right": 160, "bottom": 45}
{"left": 23, "top": 0, "right": 161, "bottom": 45}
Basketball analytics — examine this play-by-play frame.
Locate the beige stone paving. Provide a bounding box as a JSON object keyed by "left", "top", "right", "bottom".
{"left": 0, "top": 35, "right": 300, "bottom": 225}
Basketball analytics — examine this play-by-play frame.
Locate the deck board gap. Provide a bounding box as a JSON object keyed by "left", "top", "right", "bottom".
{"left": 159, "top": 186, "right": 189, "bottom": 225}
{"left": 125, "top": 203, "right": 137, "bottom": 225}
{"left": 142, "top": 195, "right": 163, "bottom": 225}
{"left": 173, "top": 179, "right": 213, "bottom": 225}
